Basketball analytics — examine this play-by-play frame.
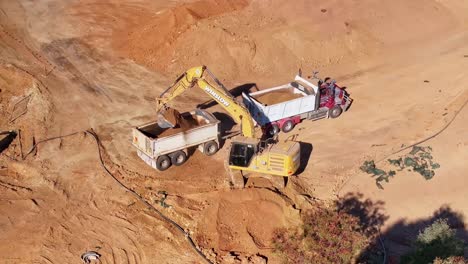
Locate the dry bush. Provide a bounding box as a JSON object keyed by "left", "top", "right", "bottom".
{"left": 273, "top": 208, "right": 369, "bottom": 264}
{"left": 433, "top": 256, "right": 468, "bottom": 264}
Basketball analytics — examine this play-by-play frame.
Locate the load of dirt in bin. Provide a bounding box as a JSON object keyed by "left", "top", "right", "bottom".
{"left": 253, "top": 89, "right": 304, "bottom": 105}
{"left": 159, "top": 107, "right": 182, "bottom": 129}
{"left": 158, "top": 112, "right": 207, "bottom": 137}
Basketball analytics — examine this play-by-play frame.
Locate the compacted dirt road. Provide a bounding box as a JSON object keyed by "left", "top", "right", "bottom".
{"left": 0, "top": 0, "right": 467, "bottom": 263}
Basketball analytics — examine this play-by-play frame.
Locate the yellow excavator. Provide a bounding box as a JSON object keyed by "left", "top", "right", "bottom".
{"left": 156, "top": 66, "right": 301, "bottom": 180}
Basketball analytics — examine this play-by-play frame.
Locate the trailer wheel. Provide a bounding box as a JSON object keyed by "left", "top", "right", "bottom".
{"left": 156, "top": 155, "right": 171, "bottom": 171}
{"left": 268, "top": 124, "right": 280, "bottom": 136}
{"left": 281, "top": 120, "right": 295, "bottom": 133}
{"left": 170, "top": 151, "right": 187, "bottom": 166}
{"left": 329, "top": 105, "right": 343, "bottom": 118}
{"left": 204, "top": 141, "right": 219, "bottom": 156}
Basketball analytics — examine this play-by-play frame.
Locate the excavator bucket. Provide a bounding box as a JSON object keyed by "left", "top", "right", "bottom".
{"left": 157, "top": 107, "right": 182, "bottom": 128}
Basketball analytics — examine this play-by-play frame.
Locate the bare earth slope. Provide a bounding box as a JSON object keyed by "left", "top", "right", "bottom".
{"left": 0, "top": 0, "right": 467, "bottom": 263}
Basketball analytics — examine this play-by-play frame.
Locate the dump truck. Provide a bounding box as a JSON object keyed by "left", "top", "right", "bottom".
{"left": 148, "top": 66, "right": 301, "bottom": 184}
{"left": 242, "top": 73, "right": 351, "bottom": 135}
{"left": 132, "top": 109, "right": 220, "bottom": 171}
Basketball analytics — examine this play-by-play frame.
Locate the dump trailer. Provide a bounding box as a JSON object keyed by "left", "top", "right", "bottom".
{"left": 132, "top": 109, "right": 220, "bottom": 171}
{"left": 242, "top": 74, "right": 351, "bottom": 134}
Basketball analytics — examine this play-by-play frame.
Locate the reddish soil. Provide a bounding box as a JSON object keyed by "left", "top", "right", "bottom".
{"left": 112, "top": 0, "right": 250, "bottom": 76}
{"left": 159, "top": 107, "right": 182, "bottom": 129}
{"left": 253, "top": 89, "right": 303, "bottom": 105}
{"left": 0, "top": 0, "right": 467, "bottom": 263}
{"left": 158, "top": 113, "right": 206, "bottom": 137}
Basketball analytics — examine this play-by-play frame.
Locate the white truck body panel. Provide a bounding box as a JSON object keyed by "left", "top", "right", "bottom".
{"left": 132, "top": 109, "right": 219, "bottom": 168}
{"left": 242, "top": 76, "right": 319, "bottom": 126}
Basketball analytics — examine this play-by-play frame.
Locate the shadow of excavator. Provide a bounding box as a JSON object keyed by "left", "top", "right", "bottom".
{"left": 0, "top": 131, "right": 17, "bottom": 154}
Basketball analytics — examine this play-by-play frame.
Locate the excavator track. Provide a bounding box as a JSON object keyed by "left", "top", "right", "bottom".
{"left": 228, "top": 168, "right": 289, "bottom": 189}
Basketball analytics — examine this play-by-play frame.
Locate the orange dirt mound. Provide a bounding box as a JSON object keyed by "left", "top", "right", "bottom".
{"left": 113, "top": 0, "right": 455, "bottom": 82}
{"left": 113, "top": 0, "right": 249, "bottom": 73}
{"left": 195, "top": 189, "right": 300, "bottom": 263}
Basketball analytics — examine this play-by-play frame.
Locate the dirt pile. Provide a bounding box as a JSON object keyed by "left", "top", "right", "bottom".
{"left": 0, "top": 64, "right": 53, "bottom": 157}
{"left": 158, "top": 112, "right": 207, "bottom": 137}
{"left": 113, "top": 0, "right": 456, "bottom": 82}
{"left": 0, "top": 66, "right": 32, "bottom": 126}
{"left": 254, "top": 89, "right": 303, "bottom": 105}
{"left": 113, "top": 0, "right": 249, "bottom": 75}
{"left": 195, "top": 189, "right": 300, "bottom": 263}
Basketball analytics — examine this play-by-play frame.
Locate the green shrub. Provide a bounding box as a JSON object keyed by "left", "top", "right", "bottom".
{"left": 361, "top": 146, "right": 440, "bottom": 189}
{"left": 401, "top": 219, "right": 465, "bottom": 264}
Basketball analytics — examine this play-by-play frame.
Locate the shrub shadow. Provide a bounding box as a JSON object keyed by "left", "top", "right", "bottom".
{"left": 336, "top": 193, "right": 467, "bottom": 263}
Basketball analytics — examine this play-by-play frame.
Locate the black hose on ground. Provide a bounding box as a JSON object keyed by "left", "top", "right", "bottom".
{"left": 376, "top": 97, "right": 468, "bottom": 163}
{"left": 378, "top": 228, "right": 386, "bottom": 264}
{"left": 23, "top": 131, "right": 82, "bottom": 159}
{"left": 21, "top": 129, "right": 213, "bottom": 264}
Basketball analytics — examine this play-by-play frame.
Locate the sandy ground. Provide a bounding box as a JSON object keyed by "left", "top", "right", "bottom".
{"left": 0, "top": 0, "right": 467, "bottom": 263}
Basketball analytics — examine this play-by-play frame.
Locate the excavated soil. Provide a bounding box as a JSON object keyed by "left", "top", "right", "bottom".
{"left": 112, "top": 0, "right": 250, "bottom": 76}
{"left": 158, "top": 113, "right": 207, "bottom": 137}
{"left": 253, "top": 90, "right": 303, "bottom": 105}
{"left": 1, "top": 0, "right": 468, "bottom": 263}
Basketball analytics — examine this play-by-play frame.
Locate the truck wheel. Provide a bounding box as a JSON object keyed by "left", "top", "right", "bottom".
{"left": 170, "top": 151, "right": 187, "bottom": 166}
{"left": 329, "top": 105, "right": 343, "bottom": 118}
{"left": 156, "top": 155, "right": 171, "bottom": 171}
{"left": 204, "top": 141, "right": 219, "bottom": 156}
{"left": 268, "top": 124, "right": 280, "bottom": 136}
{"left": 281, "top": 120, "right": 295, "bottom": 133}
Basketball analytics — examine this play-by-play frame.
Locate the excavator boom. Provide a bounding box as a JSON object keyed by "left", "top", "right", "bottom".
{"left": 156, "top": 66, "right": 255, "bottom": 138}
{"left": 156, "top": 66, "right": 204, "bottom": 113}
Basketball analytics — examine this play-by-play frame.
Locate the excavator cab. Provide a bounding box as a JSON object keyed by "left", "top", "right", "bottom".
{"left": 229, "top": 139, "right": 257, "bottom": 168}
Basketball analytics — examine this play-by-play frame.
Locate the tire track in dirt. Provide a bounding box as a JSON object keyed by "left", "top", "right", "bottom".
{"left": 41, "top": 39, "right": 113, "bottom": 101}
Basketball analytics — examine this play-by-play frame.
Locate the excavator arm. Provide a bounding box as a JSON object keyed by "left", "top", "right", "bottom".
{"left": 156, "top": 66, "right": 256, "bottom": 138}
{"left": 155, "top": 66, "right": 205, "bottom": 113}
